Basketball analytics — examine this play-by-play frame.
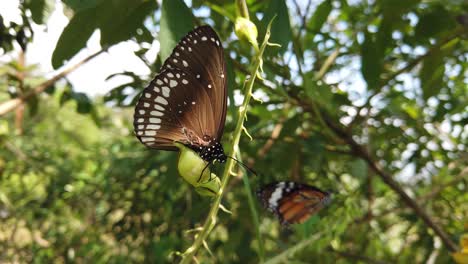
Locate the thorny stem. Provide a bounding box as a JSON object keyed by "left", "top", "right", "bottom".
{"left": 179, "top": 19, "right": 275, "bottom": 264}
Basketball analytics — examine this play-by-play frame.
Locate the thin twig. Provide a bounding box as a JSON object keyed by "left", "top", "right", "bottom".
{"left": 0, "top": 49, "right": 105, "bottom": 116}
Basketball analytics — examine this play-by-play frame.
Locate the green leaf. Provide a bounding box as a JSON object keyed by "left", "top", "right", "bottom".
{"left": 159, "top": 0, "right": 194, "bottom": 62}
{"left": 350, "top": 158, "right": 367, "bottom": 179}
{"left": 51, "top": 8, "right": 98, "bottom": 68}
{"left": 261, "top": 0, "right": 292, "bottom": 54}
{"left": 62, "top": 0, "right": 102, "bottom": 12}
{"left": 415, "top": 6, "right": 456, "bottom": 40}
{"left": 308, "top": 0, "right": 332, "bottom": 32}
{"left": 420, "top": 52, "right": 444, "bottom": 100}
{"left": 99, "top": 0, "right": 157, "bottom": 46}
{"left": 25, "top": 0, "right": 47, "bottom": 25}
{"left": 361, "top": 31, "right": 383, "bottom": 89}
{"left": 72, "top": 92, "right": 92, "bottom": 113}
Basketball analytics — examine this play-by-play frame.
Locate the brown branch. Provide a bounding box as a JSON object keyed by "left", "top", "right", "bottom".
{"left": 0, "top": 49, "right": 104, "bottom": 116}
{"left": 318, "top": 111, "right": 458, "bottom": 252}
{"left": 362, "top": 167, "right": 468, "bottom": 221}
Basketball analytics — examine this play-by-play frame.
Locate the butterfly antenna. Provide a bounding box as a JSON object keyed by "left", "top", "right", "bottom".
{"left": 226, "top": 156, "right": 258, "bottom": 177}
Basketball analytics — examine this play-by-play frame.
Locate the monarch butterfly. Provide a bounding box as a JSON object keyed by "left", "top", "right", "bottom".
{"left": 257, "top": 181, "right": 332, "bottom": 225}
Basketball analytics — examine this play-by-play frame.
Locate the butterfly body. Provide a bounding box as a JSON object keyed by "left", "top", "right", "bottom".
{"left": 257, "top": 181, "right": 331, "bottom": 225}
{"left": 134, "top": 25, "right": 227, "bottom": 164}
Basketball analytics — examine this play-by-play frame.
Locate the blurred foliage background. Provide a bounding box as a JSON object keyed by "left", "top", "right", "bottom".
{"left": 1, "top": 0, "right": 467, "bottom": 263}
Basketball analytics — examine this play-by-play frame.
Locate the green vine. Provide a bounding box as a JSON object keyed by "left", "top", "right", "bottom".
{"left": 179, "top": 18, "right": 277, "bottom": 264}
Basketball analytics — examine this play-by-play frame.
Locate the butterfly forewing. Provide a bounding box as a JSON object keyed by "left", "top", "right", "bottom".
{"left": 257, "top": 181, "right": 331, "bottom": 225}
{"left": 134, "top": 26, "right": 227, "bottom": 151}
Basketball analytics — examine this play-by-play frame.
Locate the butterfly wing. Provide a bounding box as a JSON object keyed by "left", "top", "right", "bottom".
{"left": 134, "top": 26, "right": 227, "bottom": 150}
{"left": 257, "top": 181, "right": 331, "bottom": 225}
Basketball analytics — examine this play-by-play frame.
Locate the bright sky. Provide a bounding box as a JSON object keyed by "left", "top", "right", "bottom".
{"left": 0, "top": 0, "right": 159, "bottom": 96}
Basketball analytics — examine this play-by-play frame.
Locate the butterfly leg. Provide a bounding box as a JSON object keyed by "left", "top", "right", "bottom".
{"left": 198, "top": 162, "right": 212, "bottom": 183}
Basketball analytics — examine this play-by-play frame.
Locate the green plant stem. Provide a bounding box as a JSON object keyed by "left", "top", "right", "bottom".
{"left": 237, "top": 152, "right": 265, "bottom": 262}
{"left": 179, "top": 20, "right": 274, "bottom": 264}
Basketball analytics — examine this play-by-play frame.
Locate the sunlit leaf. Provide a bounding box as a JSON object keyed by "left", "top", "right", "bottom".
{"left": 159, "top": 0, "right": 194, "bottom": 62}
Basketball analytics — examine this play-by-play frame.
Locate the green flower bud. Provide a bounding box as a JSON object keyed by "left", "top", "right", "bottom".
{"left": 235, "top": 17, "right": 259, "bottom": 51}
{"left": 174, "top": 142, "right": 221, "bottom": 196}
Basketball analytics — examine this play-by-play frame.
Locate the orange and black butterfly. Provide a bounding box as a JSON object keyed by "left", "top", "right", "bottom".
{"left": 257, "top": 182, "right": 332, "bottom": 225}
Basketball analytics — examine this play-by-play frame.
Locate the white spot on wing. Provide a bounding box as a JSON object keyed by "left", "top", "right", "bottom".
{"left": 169, "top": 80, "right": 178, "bottom": 88}
{"left": 196, "top": 74, "right": 200, "bottom": 79}
{"left": 167, "top": 72, "right": 174, "bottom": 78}
{"left": 145, "top": 93, "right": 151, "bottom": 98}
{"left": 138, "top": 125, "right": 144, "bottom": 129}
{"left": 188, "top": 47, "right": 192, "bottom": 52}
{"left": 139, "top": 110, "right": 145, "bottom": 115}
{"left": 143, "top": 103, "right": 149, "bottom": 107}
{"left": 182, "top": 60, "right": 188, "bottom": 67}
{"left": 150, "top": 110, "right": 163, "bottom": 116}
{"left": 208, "top": 84, "right": 212, "bottom": 89}
{"left": 145, "top": 131, "right": 157, "bottom": 136}
{"left": 137, "top": 118, "right": 144, "bottom": 123}
{"left": 149, "top": 118, "right": 161, "bottom": 123}
{"left": 156, "top": 79, "right": 163, "bottom": 85}
{"left": 147, "top": 124, "right": 161, "bottom": 130}
{"left": 153, "top": 87, "right": 160, "bottom": 92}
{"left": 155, "top": 96, "right": 168, "bottom": 105}
{"left": 201, "top": 36, "right": 207, "bottom": 41}
{"left": 154, "top": 104, "right": 164, "bottom": 111}
{"left": 141, "top": 137, "right": 155, "bottom": 142}
{"left": 182, "top": 79, "right": 188, "bottom": 85}
{"left": 268, "top": 182, "right": 286, "bottom": 209}
{"left": 162, "top": 86, "right": 170, "bottom": 97}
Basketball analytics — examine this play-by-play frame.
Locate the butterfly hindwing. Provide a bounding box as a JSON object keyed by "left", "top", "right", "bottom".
{"left": 257, "top": 181, "right": 331, "bottom": 225}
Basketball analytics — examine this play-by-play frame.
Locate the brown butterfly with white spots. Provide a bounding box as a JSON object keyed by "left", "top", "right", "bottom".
{"left": 133, "top": 26, "right": 228, "bottom": 164}
{"left": 257, "top": 181, "right": 332, "bottom": 225}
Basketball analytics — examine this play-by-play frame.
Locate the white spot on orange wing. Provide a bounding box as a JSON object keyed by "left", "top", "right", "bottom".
{"left": 208, "top": 84, "right": 212, "bottom": 89}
